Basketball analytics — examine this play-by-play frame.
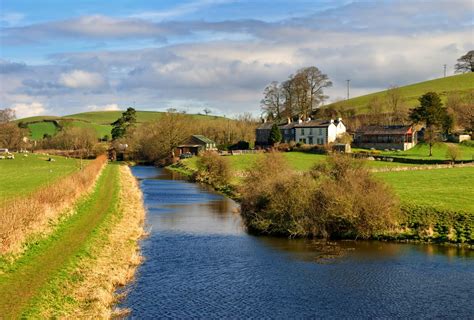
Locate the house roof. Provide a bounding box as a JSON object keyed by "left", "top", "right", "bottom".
{"left": 356, "top": 125, "right": 413, "bottom": 135}
{"left": 257, "top": 119, "right": 340, "bottom": 130}
{"left": 178, "top": 135, "right": 216, "bottom": 148}
{"left": 192, "top": 135, "right": 215, "bottom": 144}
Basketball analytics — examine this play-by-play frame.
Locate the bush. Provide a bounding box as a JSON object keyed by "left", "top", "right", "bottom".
{"left": 240, "top": 153, "right": 399, "bottom": 239}
{"left": 309, "top": 155, "right": 399, "bottom": 239}
{"left": 194, "top": 151, "right": 231, "bottom": 189}
{"left": 460, "top": 140, "right": 474, "bottom": 148}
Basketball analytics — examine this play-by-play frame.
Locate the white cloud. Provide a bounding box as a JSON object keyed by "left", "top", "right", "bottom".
{"left": 86, "top": 103, "right": 120, "bottom": 111}
{"left": 58, "top": 70, "right": 105, "bottom": 89}
{"left": 10, "top": 102, "right": 47, "bottom": 118}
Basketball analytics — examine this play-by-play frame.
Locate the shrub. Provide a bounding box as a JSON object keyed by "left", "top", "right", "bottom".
{"left": 194, "top": 151, "right": 231, "bottom": 189}
{"left": 309, "top": 155, "right": 399, "bottom": 239}
{"left": 240, "top": 153, "right": 399, "bottom": 239}
{"left": 240, "top": 152, "right": 317, "bottom": 236}
{"left": 446, "top": 144, "right": 462, "bottom": 163}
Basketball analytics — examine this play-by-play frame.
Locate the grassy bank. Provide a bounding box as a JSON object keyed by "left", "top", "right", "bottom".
{"left": 0, "top": 164, "right": 145, "bottom": 318}
{"left": 0, "top": 155, "right": 106, "bottom": 255}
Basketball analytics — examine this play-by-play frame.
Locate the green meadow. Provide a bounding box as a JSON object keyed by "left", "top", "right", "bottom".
{"left": 0, "top": 153, "right": 83, "bottom": 202}
{"left": 326, "top": 73, "right": 474, "bottom": 113}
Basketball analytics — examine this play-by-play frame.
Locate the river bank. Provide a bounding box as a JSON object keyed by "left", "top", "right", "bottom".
{"left": 167, "top": 158, "right": 474, "bottom": 246}
{"left": 0, "top": 164, "right": 146, "bottom": 318}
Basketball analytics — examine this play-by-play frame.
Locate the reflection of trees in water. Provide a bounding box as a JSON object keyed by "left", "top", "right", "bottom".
{"left": 257, "top": 237, "right": 353, "bottom": 263}
{"left": 415, "top": 244, "right": 474, "bottom": 260}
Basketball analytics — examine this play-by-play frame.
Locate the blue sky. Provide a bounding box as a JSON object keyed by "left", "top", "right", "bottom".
{"left": 0, "top": 0, "right": 472, "bottom": 117}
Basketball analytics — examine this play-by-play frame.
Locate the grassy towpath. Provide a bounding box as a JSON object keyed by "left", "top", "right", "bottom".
{"left": 0, "top": 164, "right": 118, "bottom": 318}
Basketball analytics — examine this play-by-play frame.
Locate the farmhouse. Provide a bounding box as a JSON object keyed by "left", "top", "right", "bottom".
{"left": 353, "top": 125, "right": 417, "bottom": 151}
{"left": 177, "top": 135, "right": 217, "bottom": 155}
{"left": 256, "top": 118, "right": 346, "bottom": 146}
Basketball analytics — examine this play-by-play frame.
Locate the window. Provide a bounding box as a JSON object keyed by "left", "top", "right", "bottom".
{"left": 309, "top": 128, "right": 313, "bottom": 135}
{"left": 308, "top": 137, "right": 313, "bottom": 144}
{"left": 299, "top": 138, "right": 306, "bottom": 144}
{"left": 301, "top": 128, "right": 305, "bottom": 135}
{"left": 319, "top": 128, "right": 323, "bottom": 135}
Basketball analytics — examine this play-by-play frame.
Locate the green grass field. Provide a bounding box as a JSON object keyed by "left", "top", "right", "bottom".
{"left": 26, "top": 122, "right": 58, "bottom": 140}
{"left": 181, "top": 151, "right": 417, "bottom": 173}
{"left": 376, "top": 167, "right": 474, "bottom": 213}
{"left": 0, "top": 153, "right": 83, "bottom": 202}
{"left": 369, "top": 142, "right": 474, "bottom": 161}
{"left": 326, "top": 73, "right": 474, "bottom": 113}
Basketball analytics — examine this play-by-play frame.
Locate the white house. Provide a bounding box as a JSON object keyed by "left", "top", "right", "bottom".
{"left": 293, "top": 118, "right": 346, "bottom": 145}
{"left": 256, "top": 118, "right": 347, "bottom": 146}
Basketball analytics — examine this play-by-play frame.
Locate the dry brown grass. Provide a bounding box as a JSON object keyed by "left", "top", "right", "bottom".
{"left": 52, "top": 165, "right": 145, "bottom": 319}
{"left": 0, "top": 155, "right": 108, "bottom": 256}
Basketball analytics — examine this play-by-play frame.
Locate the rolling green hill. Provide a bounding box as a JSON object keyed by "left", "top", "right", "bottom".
{"left": 327, "top": 73, "right": 474, "bottom": 113}
{"left": 17, "top": 110, "right": 223, "bottom": 140}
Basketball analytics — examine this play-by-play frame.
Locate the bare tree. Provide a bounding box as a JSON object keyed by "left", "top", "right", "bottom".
{"left": 455, "top": 50, "right": 474, "bottom": 73}
{"left": 281, "top": 77, "right": 296, "bottom": 119}
{"left": 260, "top": 81, "right": 285, "bottom": 120}
{"left": 299, "top": 66, "right": 332, "bottom": 114}
{"left": 0, "top": 123, "right": 26, "bottom": 149}
{"left": 386, "top": 86, "right": 406, "bottom": 124}
{"left": 203, "top": 108, "right": 212, "bottom": 116}
{"left": 0, "top": 108, "right": 16, "bottom": 123}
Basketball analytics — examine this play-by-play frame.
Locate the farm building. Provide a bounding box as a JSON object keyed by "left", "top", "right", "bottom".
{"left": 256, "top": 118, "right": 346, "bottom": 146}
{"left": 0, "top": 148, "right": 8, "bottom": 153}
{"left": 176, "top": 135, "right": 217, "bottom": 155}
{"left": 353, "top": 125, "right": 417, "bottom": 151}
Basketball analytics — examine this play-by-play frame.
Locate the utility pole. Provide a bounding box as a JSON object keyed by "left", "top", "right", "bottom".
{"left": 443, "top": 64, "right": 447, "bottom": 78}
{"left": 346, "top": 79, "right": 350, "bottom": 100}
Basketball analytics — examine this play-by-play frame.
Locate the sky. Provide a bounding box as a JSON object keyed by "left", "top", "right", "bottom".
{"left": 0, "top": 0, "right": 472, "bottom": 118}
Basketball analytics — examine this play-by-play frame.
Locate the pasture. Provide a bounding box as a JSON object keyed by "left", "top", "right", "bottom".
{"left": 0, "top": 153, "right": 83, "bottom": 202}
{"left": 325, "top": 73, "right": 474, "bottom": 114}
{"left": 374, "top": 142, "right": 474, "bottom": 161}
{"left": 376, "top": 167, "right": 474, "bottom": 213}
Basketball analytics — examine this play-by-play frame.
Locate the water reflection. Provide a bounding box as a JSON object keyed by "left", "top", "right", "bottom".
{"left": 123, "top": 166, "right": 474, "bottom": 319}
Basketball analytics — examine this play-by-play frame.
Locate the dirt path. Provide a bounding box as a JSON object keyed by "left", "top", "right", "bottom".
{"left": 0, "top": 165, "right": 117, "bottom": 319}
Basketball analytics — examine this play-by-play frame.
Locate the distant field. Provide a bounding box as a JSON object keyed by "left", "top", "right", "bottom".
{"left": 0, "top": 153, "right": 83, "bottom": 203}
{"left": 27, "top": 122, "right": 58, "bottom": 140}
{"left": 376, "top": 167, "right": 474, "bottom": 213}
{"left": 18, "top": 110, "right": 224, "bottom": 140}
{"left": 182, "top": 151, "right": 417, "bottom": 173}
{"left": 326, "top": 73, "right": 474, "bottom": 113}
{"left": 367, "top": 142, "right": 474, "bottom": 161}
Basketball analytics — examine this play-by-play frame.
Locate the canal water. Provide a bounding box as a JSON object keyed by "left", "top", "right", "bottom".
{"left": 122, "top": 166, "right": 474, "bottom": 319}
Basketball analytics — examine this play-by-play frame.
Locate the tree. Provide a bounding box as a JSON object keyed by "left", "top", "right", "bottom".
{"left": 0, "top": 123, "right": 25, "bottom": 149}
{"left": 203, "top": 108, "right": 212, "bottom": 116}
{"left": 111, "top": 107, "right": 136, "bottom": 140}
{"left": 386, "top": 86, "right": 406, "bottom": 123}
{"left": 446, "top": 144, "right": 461, "bottom": 164}
{"left": 261, "top": 81, "right": 284, "bottom": 120}
{"left": 268, "top": 123, "right": 282, "bottom": 145}
{"left": 0, "top": 108, "right": 16, "bottom": 123}
{"left": 455, "top": 50, "right": 474, "bottom": 73}
{"left": 409, "top": 92, "right": 450, "bottom": 156}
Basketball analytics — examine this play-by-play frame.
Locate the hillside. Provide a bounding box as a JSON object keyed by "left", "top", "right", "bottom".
{"left": 17, "top": 110, "right": 223, "bottom": 140}
{"left": 326, "top": 73, "right": 474, "bottom": 113}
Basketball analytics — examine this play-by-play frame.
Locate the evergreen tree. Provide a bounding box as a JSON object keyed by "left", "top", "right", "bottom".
{"left": 111, "top": 107, "right": 137, "bottom": 140}
{"left": 409, "top": 92, "right": 450, "bottom": 156}
{"left": 268, "top": 123, "right": 282, "bottom": 145}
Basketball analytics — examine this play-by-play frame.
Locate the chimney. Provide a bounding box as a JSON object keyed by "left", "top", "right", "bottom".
{"left": 263, "top": 118, "right": 267, "bottom": 123}
{"left": 337, "top": 117, "right": 342, "bottom": 122}
{"left": 298, "top": 119, "right": 303, "bottom": 124}
{"left": 330, "top": 119, "right": 334, "bottom": 124}
{"left": 287, "top": 117, "right": 291, "bottom": 124}
{"left": 307, "top": 117, "right": 311, "bottom": 122}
